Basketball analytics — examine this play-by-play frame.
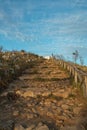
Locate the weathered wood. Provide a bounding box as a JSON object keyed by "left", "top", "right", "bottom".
{"left": 64, "top": 62, "right": 67, "bottom": 69}
{"left": 69, "top": 66, "right": 72, "bottom": 75}
{"left": 58, "top": 60, "right": 87, "bottom": 97}
{"left": 84, "top": 76, "right": 87, "bottom": 97}
{"left": 77, "top": 73, "right": 83, "bottom": 83}
{"left": 67, "top": 65, "right": 70, "bottom": 71}
{"left": 74, "top": 71, "right": 78, "bottom": 84}
{"left": 71, "top": 67, "right": 75, "bottom": 77}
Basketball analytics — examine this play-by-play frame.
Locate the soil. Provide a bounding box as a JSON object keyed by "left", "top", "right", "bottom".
{"left": 0, "top": 59, "right": 87, "bottom": 130}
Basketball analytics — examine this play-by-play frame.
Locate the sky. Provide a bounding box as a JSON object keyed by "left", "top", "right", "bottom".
{"left": 0, "top": 0, "right": 87, "bottom": 64}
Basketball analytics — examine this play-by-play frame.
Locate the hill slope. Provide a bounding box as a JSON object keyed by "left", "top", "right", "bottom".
{"left": 0, "top": 59, "right": 87, "bottom": 130}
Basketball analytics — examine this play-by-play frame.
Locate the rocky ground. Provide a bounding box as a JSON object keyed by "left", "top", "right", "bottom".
{"left": 0, "top": 59, "right": 87, "bottom": 130}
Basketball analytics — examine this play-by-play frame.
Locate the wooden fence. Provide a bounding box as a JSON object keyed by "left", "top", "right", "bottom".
{"left": 57, "top": 60, "right": 87, "bottom": 97}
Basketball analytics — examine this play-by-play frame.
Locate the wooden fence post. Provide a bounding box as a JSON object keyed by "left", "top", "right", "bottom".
{"left": 62, "top": 62, "right": 64, "bottom": 68}
{"left": 69, "top": 66, "right": 72, "bottom": 76}
{"left": 64, "top": 63, "right": 66, "bottom": 69}
{"left": 84, "top": 76, "right": 87, "bottom": 97}
{"left": 71, "top": 67, "right": 74, "bottom": 75}
{"left": 57, "top": 60, "right": 87, "bottom": 97}
{"left": 74, "top": 70, "right": 78, "bottom": 84}
{"left": 67, "top": 65, "right": 69, "bottom": 71}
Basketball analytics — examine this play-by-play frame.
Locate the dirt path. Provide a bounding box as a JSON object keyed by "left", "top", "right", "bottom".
{"left": 0, "top": 59, "right": 87, "bottom": 130}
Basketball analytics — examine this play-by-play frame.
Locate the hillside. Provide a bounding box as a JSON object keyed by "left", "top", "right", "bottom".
{"left": 0, "top": 52, "right": 87, "bottom": 130}
{"left": 0, "top": 50, "right": 39, "bottom": 92}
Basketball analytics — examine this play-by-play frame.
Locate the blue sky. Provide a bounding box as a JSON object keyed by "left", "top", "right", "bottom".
{"left": 0, "top": 0, "right": 87, "bottom": 64}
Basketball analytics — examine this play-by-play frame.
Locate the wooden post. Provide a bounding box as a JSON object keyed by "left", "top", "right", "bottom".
{"left": 69, "top": 66, "right": 72, "bottom": 76}
{"left": 67, "top": 65, "right": 69, "bottom": 71}
{"left": 64, "top": 63, "right": 66, "bottom": 69}
{"left": 61, "top": 62, "right": 63, "bottom": 68}
{"left": 60, "top": 61, "right": 61, "bottom": 65}
{"left": 78, "top": 73, "right": 83, "bottom": 82}
{"left": 84, "top": 76, "right": 87, "bottom": 97}
{"left": 71, "top": 67, "right": 75, "bottom": 77}
{"left": 74, "top": 70, "right": 78, "bottom": 84}
{"left": 67, "top": 64, "right": 68, "bottom": 70}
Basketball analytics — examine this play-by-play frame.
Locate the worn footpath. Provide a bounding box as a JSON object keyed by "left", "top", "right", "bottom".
{"left": 0, "top": 59, "right": 87, "bottom": 130}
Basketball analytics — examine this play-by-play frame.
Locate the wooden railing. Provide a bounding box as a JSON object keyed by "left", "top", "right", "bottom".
{"left": 57, "top": 60, "right": 87, "bottom": 97}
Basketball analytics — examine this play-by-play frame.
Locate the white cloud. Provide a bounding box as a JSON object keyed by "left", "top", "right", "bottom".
{"left": 0, "top": 0, "right": 87, "bottom": 48}
{"left": 73, "top": 0, "right": 87, "bottom": 7}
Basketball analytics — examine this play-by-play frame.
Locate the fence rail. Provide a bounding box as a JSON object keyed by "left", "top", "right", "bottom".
{"left": 57, "top": 60, "right": 87, "bottom": 97}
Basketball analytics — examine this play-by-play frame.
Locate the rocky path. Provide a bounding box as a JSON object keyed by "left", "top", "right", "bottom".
{"left": 0, "top": 59, "right": 87, "bottom": 130}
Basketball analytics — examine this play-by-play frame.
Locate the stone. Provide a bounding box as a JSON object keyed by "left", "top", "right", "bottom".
{"left": 60, "top": 125, "right": 84, "bottom": 130}
{"left": 23, "top": 91, "right": 35, "bottom": 98}
{"left": 57, "top": 115, "right": 67, "bottom": 121}
{"left": 52, "top": 91, "right": 69, "bottom": 98}
{"left": 56, "top": 107, "right": 63, "bottom": 114}
{"left": 16, "top": 90, "right": 21, "bottom": 95}
{"left": 61, "top": 104, "right": 69, "bottom": 110}
{"left": 13, "top": 110, "right": 19, "bottom": 116}
{"left": 31, "top": 108, "right": 37, "bottom": 113}
{"left": 14, "top": 124, "right": 25, "bottom": 130}
{"left": 26, "top": 113, "right": 34, "bottom": 119}
{"left": 44, "top": 100, "right": 51, "bottom": 106}
{"left": 46, "top": 111, "right": 53, "bottom": 118}
{"left": 26, "top": 124, "right": 35, "bottom": 130}
{"left": 36, "top": 124, "right": 49, "bottom": 130}
{"left": 73, "top": 107, "right": 80, "bottom": 115}
{"left": 37, "top": 122, "right": 43, "bottom": 127}
{"left": 42, "top": 91, "right": 51, "bottom": 97}
{"left": 60, "top": 126, "right": 73, "bottom": 130}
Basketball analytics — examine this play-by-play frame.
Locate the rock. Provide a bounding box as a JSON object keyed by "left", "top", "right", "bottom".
{"left": 57, "top": 115, "right": 67, "bottom": 121}
{"left": 42, "top": 91, "right": 51, "bottom": 97}
{"left": 56, "top": 107, "right": 63, "bottom": 114}
{"left": 26, "top": 113, "right": 34, "bottom": 119}
{"left": 46, "top": 111, "right": 53, "bottom": 118}
{"left": 52, "top": 91, "right": 69, "bottom": 98}
{"left": 61, "top": 104, "right": 69, "bottom": 110}
{"left": 37, "top": 122, "right": 43, "bottom": 127}
{"left": 13, "top": 110, "right": 19, "bottom": 116}
{"left": 16, "top": 90, "right": 21, "bottom": 95}
{"left": 36, "top": 124, "right": 49, "bottom": 130}
{"left": 23, "top": 91, "right": 35, "bottom": 98}
{"left": 44, "top": 100, "right": 51, "bottom": 106}
{"left": 59, "top": 89, "right": 65, "bottom": 93}
{"left": 60, "top": 125, "right": 84, "bottom": 130}
{"left": 31, "top": 108, "right": 37, "bottom": 113}
{"left": 14, "top": 124, "right": 25, "bottom": 130}
{"left": 26, "top": 124, "right": 35, "bottom": 130}
{"left": 73, "top": 107, "right": 80, "bottom": 115}
{"left": 52, "top": 88, "right": 71, "bottom": 98}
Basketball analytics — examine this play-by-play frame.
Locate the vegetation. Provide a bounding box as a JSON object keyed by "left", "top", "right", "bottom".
{"left": 0, "top": 48, "right": 41, "bottom": 93}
